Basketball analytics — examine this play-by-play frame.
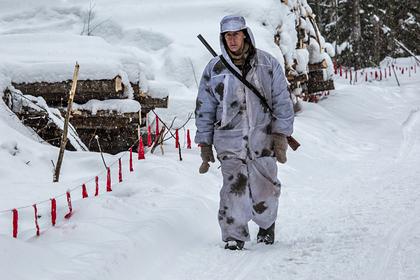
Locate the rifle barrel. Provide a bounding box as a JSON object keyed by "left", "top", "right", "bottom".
{"left": 197, "top": 34, "right": 218, "bottom": 57}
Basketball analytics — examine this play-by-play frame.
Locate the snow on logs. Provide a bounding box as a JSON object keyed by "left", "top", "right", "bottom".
{"left": 3, "top": 77, "right": 168, "bottom": 154}
{"left": 11, "top": 77, "right": 168, "bottom": 109}
{"left": 276, "top": 0, "right": 335, "bottom": 103}
{"left": 0, "top": 34, "right": 168, "bottom": 154}
{"left": 307, "top": 60, "right": 335, "bottom": 95}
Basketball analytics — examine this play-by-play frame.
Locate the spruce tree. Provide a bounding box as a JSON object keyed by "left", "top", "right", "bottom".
{"left": 312, "top": 0, "right": 419, "bottom": 67}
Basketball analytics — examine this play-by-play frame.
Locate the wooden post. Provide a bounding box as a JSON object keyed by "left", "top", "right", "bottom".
{"left": 53, "top": 63, "right": 80, "bottom": 182}
{"left": 391, "top": 65, "right": 400, "bottom": 87}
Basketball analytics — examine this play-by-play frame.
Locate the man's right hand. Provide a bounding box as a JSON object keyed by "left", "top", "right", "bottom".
{"left": 199, "top": 144, "right": 215, "bottom": 174}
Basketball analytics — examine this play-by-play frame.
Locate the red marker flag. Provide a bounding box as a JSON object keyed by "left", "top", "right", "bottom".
{"left": 51, "top": 198, "right": 57, "bottom": 226}
{"left": 147, "top": 125, "right": 152, "bottom": 147}
{"left": 82, "top": 184, "right": 88, "bottom": 199}
{"left": 12, "top": 209, "right": 18, "bottom": 238}
{"left": 138, "top": 137, "right": 145, "bottom": 160}
{"left": 187, "top": 129, "right": 192, "bottom": 149}
{"left": 64, "top": 191, "right": 73, "bottom": 219}
{"left": 155, "top": 114, "right": 160, "bottom": 140}
{"left": 33, "top": 204, "right": 40, "bottom": 236}
{"left": 95, "top": 176, "right": 99, "bottom": 196}
{"left": 129, "top": 147, "right": 134, "bottom": 172}
{"left": 175, "top": 129, "right": 179, "bottom": 148}
{"left": 106, "top": 167, "right": 112, "bottom": 192}
{"left": 118, "top": 158, "right": 123, "bottom": 183}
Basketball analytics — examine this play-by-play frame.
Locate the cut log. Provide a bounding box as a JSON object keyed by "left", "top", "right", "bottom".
{"left": 307, "top": 79, "right": 335, "bottom": 94}
{"left": 12, "top": 79, "right": 126, "bottom": 107}
{"left": 2, "top": 89, "right": 77, "bottom": 151}
{"left": 308, "top": 69, "right": 325, "bottom": 81}
{"left": 69, "top": 110, "right": 142, "bottom": 129}
{"left": 308, "top": 60, "right": 328, "bottom": 71}
{"left": 287, "top": 73, "right": 308, "bottom": 83}
{"left": 115, "top": 76, "right": 123, "bottom": 92}
{"left": 78, "top": 127, "right": 139, "bottom": 154}
{"left": 137, "top": 95, "right": 169, "bottom": 110}
{"left": 18, "top": 110, "right": 76, "bottom": 151}
{"left": 12, "top": 79, "right": 168, "bottom": 111}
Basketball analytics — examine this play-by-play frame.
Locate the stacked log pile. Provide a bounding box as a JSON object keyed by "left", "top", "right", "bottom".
{"left": 4, "top": 76, "right": 168, "bottom": 154}
{"left": 306, "top": 59, "right": 334, "bottom": 101}
{"left": 277, "top": 0, "right": 335, "bottom": 104}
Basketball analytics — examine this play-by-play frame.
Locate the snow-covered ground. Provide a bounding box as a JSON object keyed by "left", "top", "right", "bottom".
{"left": 1, "top": 1, "right": 420, "bottom": 279}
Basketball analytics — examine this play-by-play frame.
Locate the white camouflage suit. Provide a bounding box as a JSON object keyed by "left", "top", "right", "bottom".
{"left": 195, "top": 15, "right": 294, "bottom": 242}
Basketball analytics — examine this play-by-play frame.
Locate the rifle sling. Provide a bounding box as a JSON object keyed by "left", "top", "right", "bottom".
{"left": 218, "top": 55, "right": 273, "bottom": 114}
{"left": 218, "top": 55, "right": 299, "bottom": 150}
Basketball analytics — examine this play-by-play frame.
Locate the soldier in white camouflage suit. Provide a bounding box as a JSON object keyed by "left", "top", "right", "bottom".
{"left": 195, "top": 15, "right": 294, "bottom": 250}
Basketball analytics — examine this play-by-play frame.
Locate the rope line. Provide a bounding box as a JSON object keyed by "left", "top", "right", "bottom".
{"left": 0, "top": 110, "right": 184, "bottom": 214}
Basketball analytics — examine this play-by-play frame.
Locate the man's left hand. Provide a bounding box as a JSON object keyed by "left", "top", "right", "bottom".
{"left": 272, "top": 134, "right": 288, "bottom": 164}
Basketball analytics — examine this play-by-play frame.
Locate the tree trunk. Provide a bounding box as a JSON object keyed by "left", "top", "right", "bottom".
{"left": 352, "top": 0, "right": 362, "bottom": 68}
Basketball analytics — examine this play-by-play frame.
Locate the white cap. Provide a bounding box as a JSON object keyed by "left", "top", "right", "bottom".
{"left": 220, "top": 15, "right": 247, "bottom": 33}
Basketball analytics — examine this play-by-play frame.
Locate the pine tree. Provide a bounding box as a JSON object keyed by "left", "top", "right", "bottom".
{"left": 313, "top": 0, "right": 419, "bottom": 67}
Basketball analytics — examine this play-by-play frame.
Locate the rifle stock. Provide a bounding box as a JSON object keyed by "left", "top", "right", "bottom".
{"left": 287, "top": 136, "right": 300, "bottom": 151}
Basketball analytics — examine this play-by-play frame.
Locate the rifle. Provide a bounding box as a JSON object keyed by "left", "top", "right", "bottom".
{"left": 197, "top": 34, "right": 300, "bottom": 151}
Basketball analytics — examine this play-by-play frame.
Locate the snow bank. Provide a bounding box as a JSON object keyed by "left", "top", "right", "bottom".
{"left": 0, "top": 33, "right": 140, "bottom": 84}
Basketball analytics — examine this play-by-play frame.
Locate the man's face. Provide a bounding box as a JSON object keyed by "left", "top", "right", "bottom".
{"left": 224, "top": 31, "right": 245, "bottom": 55}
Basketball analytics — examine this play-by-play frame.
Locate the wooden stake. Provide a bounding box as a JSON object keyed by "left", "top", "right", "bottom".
{"left": 150, "top": 127, "right": 166, "bottom": 155}
{"left": 53, "top": 62, "right": 80, "bottom": 182}
{"left": 391, "top": 65, "right": 400, "bottom": 87}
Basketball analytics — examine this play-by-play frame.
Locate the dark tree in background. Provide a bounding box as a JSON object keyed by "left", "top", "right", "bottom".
{"left": 308, "top": 0, "right": 419, "bottom": 68}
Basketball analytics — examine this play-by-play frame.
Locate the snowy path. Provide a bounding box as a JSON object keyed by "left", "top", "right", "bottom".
{"left": 2, "top": 80, "right": 420, "bottom": 280}
{"left": 154, "top": 82, "right": 420, "bottom": 280}
{"left": 63, "top": 81, "right": 419, "bottom": 280}
{"left": 116, "top": 81, "right": 420, "bottom": 280}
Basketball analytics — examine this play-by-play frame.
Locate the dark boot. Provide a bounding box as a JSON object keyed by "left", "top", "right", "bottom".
{"left": 224, "top": 240, "right": 245, "bottom": 250}
{"left": 257, "top": 222, "right": 275, "bottom": 244}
